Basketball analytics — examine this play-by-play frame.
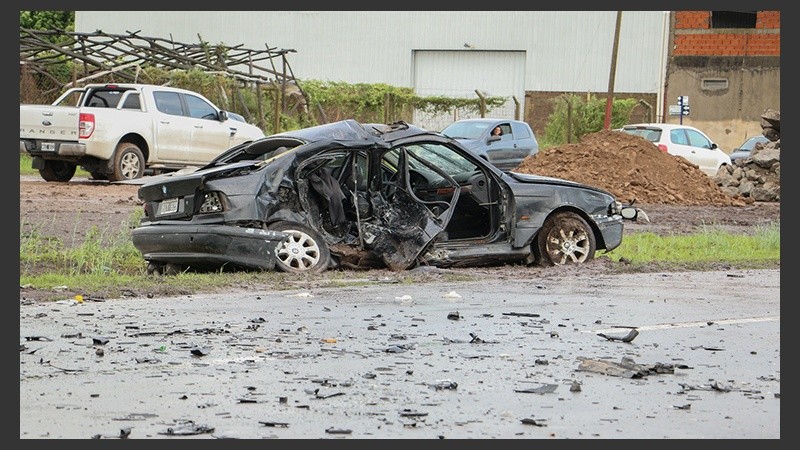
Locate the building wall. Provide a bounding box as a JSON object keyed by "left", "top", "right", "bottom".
{"left": 666, "top": 11, "right": 780, "bottom": 152}
{"left": 72, "top": 11, "right": 779, "bottom": 151}
{"left": 74, "top": 11, "right": 667, "bottom": 93}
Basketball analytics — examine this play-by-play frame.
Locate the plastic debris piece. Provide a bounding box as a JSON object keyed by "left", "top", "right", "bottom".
{"left": 399, "top": 409, "right": 429, "bottom": 417}
{"left": 159, "top": 421, "right": 215, "bottom": 436}
{"left": 597, "top": 328, "right": 639, "bottom": 343}
{"left": 502, "top": 312, "right": 541, "bottom": 317}
{"left": 447, "top": 311, "right": 461, "bottom": 320}
{"left": 260, "top": 421, "right": 289, "bottom": 427}
{"left": 325, "top": 428, "right": 352, "bottom": 434}
{"left": 521, "top": 418, "right": 548, "bottom": 427}
{"left": 443, "top": 291, "right": 462, "bottom": 298}
{"left": 514, "top": 383, "right": 558, "bottom": 394}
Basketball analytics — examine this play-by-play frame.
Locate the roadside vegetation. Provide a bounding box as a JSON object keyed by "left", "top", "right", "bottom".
{"left": 19, "top": 208, "right": 780, "bottom": 302}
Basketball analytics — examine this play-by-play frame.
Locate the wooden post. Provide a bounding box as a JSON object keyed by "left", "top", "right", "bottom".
{"left": 604, "top": 11, "right": 623, "bottom": 130}
{"left": 256, "top": 82, "right": 265, "bottom": 131}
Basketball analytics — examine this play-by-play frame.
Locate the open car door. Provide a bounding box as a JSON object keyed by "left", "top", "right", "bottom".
{"left": 357, "top": 146, "right": 460, "bottom": 270}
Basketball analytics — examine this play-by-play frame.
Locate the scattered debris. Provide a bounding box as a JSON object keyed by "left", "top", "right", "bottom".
{"left": 576, "top": 357, "right": 677, "bottom": 378}
{"left": 260, "top": 421, "right": 289, "bottom": 428}
{"left": 159, "top": 421, "right": 215, "bottom": 436}
{"left": 399, "top": 409, "right": 429, "bottom": 417}
{"left": 502, "top": 312, "right": 541, "bottom": 317}
{"left": 428, "top": 380, "right": 458, "bottom": 391}
{"left": 190, "top": 346, "right": 210, "bottom": 357}
{"left": 443, "top": 291, "right": 462, "bottom": 299}
{"left": 520, "top": 417, "right": 548, "bottom": 427}
{"left": 447, "top": 311, "right": 461, "bottom": 320}
{"left": 324, "top": 427, "right": 352, "bottom": 435}
{"left": 91, "top": 427, "right": 132, "bottom": 439}
{"left": 570, "top": 381, "right": 582, "bottom": 392}
{"left": 678, "top": 381, "right": 735, "bottom": 393}
{"left": 690, "top": 346, "right": 725, "bottom": 351}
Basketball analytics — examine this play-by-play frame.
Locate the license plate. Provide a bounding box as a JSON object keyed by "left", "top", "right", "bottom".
{"left": 41, "top": 142, "right": 56, "bottom": 152}
{"left": 157, "top": 198, "right": 180, "bottom": 215}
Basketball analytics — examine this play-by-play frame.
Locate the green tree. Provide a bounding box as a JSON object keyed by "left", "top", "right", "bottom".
{"left": 20, "top": 10, "right": 74, "bottom": 32}
{"left": 541, "top": 94, "right": 637, "bottom": 147}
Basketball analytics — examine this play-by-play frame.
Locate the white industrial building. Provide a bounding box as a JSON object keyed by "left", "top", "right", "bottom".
{"left": 75, "top": 11, "right": 670, "bottom": 129}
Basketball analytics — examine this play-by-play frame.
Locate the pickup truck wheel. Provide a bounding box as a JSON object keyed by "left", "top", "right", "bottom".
{"left": 268, "top": 221, "right": 331, "bottom": 273}
{"left": 109, "top": 143, "right": 145, "bottom": 181}
{"left": 39, "top": 160, "right": 77, "bottom": 182}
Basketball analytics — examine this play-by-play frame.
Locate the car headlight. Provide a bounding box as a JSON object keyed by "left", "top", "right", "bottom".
{"left": 198, "top": 192, "right": 226, "bottom": 213}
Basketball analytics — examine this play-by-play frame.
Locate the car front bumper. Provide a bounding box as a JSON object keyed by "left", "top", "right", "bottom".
{"left": 131, "top": 222, "right": 288, "bottom": 271}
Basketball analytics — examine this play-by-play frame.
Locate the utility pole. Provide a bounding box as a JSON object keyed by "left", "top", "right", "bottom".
{"left": 603, "top": 11, "right": 623, "bottom": 130}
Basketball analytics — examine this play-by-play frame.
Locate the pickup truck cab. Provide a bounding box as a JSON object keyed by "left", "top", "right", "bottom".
{"left": 20, "top": 83, "right": 265, "bottom": 182}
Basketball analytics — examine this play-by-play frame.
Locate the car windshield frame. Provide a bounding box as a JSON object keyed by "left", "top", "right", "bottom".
{"left": 441, "top": 121, "right": 495, "bottom": 140}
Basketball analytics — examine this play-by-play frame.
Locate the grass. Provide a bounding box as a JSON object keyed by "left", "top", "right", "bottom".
{"left": 20, "top": 153, "right": 90, "bottom": 177}
{"left": 606, "top": 223, "right": 780, "bottom": 267}
{"left": 19, "top": 210, "right": 780, "bottom": 302}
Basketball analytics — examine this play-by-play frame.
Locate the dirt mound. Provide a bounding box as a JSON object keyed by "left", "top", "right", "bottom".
{"left": 515, "top": 130, "right": 744, "bottom": 206}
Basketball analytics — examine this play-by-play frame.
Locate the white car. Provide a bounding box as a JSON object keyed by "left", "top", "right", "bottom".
{"left": 620, "top": 123, "right": 731, "bottom": 176}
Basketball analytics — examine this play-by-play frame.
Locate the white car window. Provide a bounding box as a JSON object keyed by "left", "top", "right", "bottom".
{"left": 670, "top": 129, "right": 689, "bottom": 145}
{"left": 686, "top": 129, "right": 712, "bottom": 149}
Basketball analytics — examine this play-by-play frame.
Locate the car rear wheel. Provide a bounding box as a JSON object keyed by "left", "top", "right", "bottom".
{"left": 534, "top": 211, "right": 596, "bottom": 266}
{"left": 109, "top": 142, "right": 145, "bottom": 181}
{"left": 39, "top": 160, "right": 77, "bottom": 182}
{"left": 269, "top": 221, "right": 331, "bottom": 273}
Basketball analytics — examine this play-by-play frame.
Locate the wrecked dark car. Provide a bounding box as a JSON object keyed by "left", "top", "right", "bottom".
{"left": 131, "top": 120, "right": 643, "bottom": 274}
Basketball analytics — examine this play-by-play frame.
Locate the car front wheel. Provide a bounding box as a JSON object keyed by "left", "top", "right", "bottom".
{"left": 534, "top": 211, "right": 596, "bottom": 266}
{"left": 269, "top": 221, "right": 331, "bottom": 273}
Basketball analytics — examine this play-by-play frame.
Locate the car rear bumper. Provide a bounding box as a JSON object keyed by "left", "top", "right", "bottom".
{"left": 131, "top": 223, "right": 288, "bottom": 271}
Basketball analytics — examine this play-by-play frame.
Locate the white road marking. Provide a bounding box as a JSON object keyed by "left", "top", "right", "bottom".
{"left": 584, "top": 316, "right": 780, "bottom": 334}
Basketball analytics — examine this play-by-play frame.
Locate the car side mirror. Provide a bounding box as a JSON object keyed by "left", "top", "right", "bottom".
{"left": 219, "top": 110, "right": 229, "bottom": 122}
{"left": 487, "top": 135, "right": 501, "bottom": 143}
{"left": 710, "top": 142, "right": 717, "bottom": 149}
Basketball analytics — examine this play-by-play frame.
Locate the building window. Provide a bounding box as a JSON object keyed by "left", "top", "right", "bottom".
{"left": 710, "top": 11, "right": 757, "bottom": 28}
{"left": 701, "top": 78, "right": 729, "bottom": 91}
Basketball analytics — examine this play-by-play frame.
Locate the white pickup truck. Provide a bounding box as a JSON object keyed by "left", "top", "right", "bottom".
{"left": 20, "top": 83, "right": 265, "bottom": 182}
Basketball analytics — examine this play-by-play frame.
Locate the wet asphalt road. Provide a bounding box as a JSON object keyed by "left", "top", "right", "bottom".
{"left": 19, "top": 269, "right": 780, "bottom": 439}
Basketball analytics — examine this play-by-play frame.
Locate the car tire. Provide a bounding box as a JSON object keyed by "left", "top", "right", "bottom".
{"left": 89, "top": 171, "right": 108, "bottom": 181}
{"left": 268, "top": 221, "right": 331, "bottom": 273}
{"left": 39, "top": 160, "right": 77, "bottom": 182}
{"left": 109, "top": 142, "right": 145, "bottom": 181}
{"left": 534, "top": 211, "right": 596, "bottom": 266}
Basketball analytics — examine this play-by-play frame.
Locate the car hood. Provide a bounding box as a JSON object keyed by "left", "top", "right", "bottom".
{"left": 507, "top": 171, "right": 614, "bottom": 195}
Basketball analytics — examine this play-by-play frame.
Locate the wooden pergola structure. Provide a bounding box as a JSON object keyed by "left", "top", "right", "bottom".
{"left": 20, "top": 28, "right": 309, "bottom": 128}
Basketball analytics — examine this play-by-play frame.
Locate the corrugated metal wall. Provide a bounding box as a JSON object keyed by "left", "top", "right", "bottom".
{"left": 75, "top": 11, "right": 667, "bottom": 93}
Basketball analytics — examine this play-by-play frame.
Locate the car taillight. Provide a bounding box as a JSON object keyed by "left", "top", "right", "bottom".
{"left": 199, "top": 192, "right": 225, "bottom": 213}
{"left": 657, "top": 144, "right": 668, "bottom": 152}
{"left": 79, "top": 113, "right": 95, "bottom": 139}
